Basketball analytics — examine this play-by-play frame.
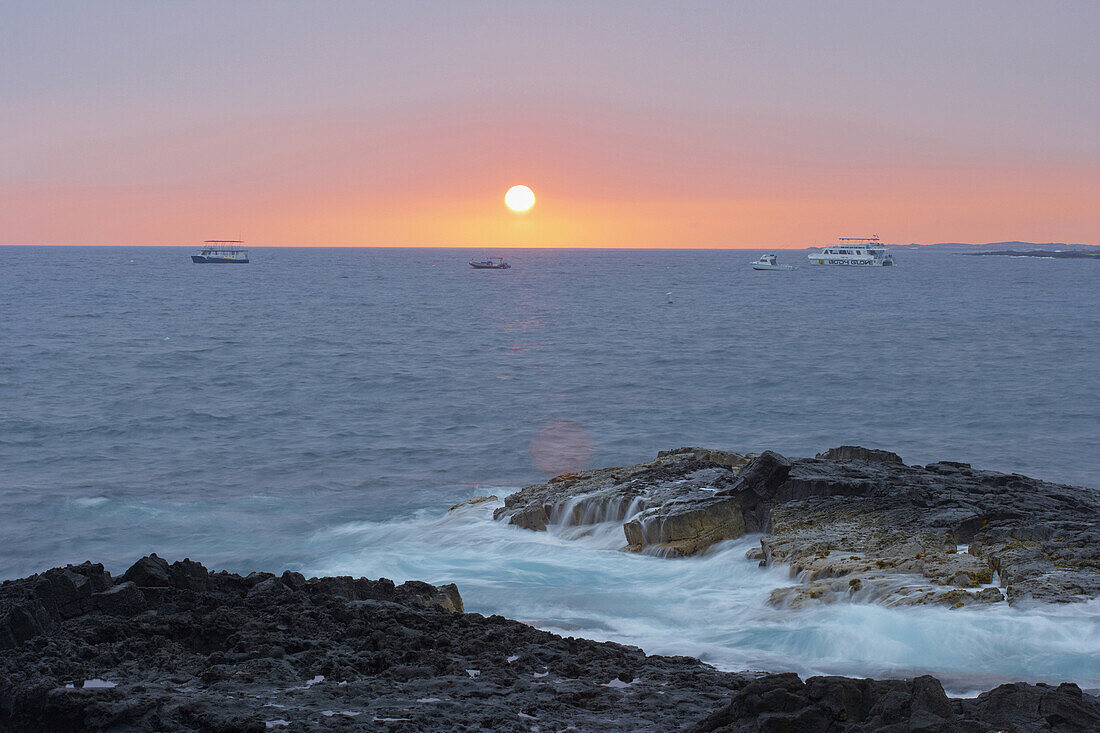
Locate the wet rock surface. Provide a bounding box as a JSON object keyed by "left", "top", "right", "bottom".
{"left": 0, "top": 555, "right": 739, "bottom": 732}
{"left": 493, "top": 446, "right": 1100, "bottom": 606}
{"left": 494, "top": 447, "right": 754, "bottom": 556}
{"left": 3, "top": 556, "right": 1099, "bottom": 732}
{"left": 689, "top": 673, "right": 1100, "bottom": 733}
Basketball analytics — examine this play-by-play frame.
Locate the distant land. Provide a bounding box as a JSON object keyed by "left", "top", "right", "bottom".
{"left": 959, "top": 249, "right": 1100, "bottom": 259}
{"left": 797, "top": 241, "right": 1099, "bottom": 253}
{"left": 890, "top": 241, "right": 1100, "bottom": 251}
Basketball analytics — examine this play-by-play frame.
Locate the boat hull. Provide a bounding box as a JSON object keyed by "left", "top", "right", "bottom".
{"left": 752, "top": 264, "right": 797, "bottom": 271}
{"left": 192, "top": 256, "right": 249, "bottom": 263}
{"left": 470, "top": 263, "right": 510, "bottom": 269}
{"left": 808, "top": 260, "right": 892, "bottom": 266}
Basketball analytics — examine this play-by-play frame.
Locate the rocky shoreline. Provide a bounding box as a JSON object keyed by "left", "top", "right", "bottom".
{"left": 2, "top": 555, "right": 1099, "bottom": 732}
{"left": 2, "top": 446, "right": 1099, "bottom": 731}
{"left": 494, "top": 446, "right": 1100, "bottom": 608}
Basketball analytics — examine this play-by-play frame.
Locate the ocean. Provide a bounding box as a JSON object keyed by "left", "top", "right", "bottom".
{"left": 2, "top": 245, "right": 1098, "bottom": 692}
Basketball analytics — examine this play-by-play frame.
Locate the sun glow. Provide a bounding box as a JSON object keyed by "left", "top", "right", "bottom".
{"left": 504, "top": 185, "right": 536, "bottom": 212}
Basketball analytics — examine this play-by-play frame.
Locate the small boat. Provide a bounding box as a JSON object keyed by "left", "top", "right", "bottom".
{"left": 751, "top": 254, "right": 798, "bottom": 271}
{"left": 470, "top": 256, "right": 511, "bottom": 269}
{"left": 192, "top": 241, "right": 248, "bottom": 264}
{"left": 808, "top": 236, "right": 895, "bottom": 267}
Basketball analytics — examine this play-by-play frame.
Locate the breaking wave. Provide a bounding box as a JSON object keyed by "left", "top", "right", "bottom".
{"left": 305, "top": 496, "right": 1100, "bottom": 696}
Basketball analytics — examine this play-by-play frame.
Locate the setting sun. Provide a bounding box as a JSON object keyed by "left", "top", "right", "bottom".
{"left": 504, "top": 185, "right": 536, "bottom": 212}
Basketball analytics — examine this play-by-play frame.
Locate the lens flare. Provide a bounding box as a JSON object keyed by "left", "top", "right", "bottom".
{"left": 530, "top": 419, "right": 592, "bottom": 476}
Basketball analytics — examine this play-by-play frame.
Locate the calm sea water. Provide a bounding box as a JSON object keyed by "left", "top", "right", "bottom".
{"left": 2, "top": 245, "right": 1098, "bottom": 689}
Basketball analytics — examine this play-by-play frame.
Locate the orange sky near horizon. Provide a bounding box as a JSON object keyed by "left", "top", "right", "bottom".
{"left": 4, "top": 107, "right": 1096, "bottom": 248}
{"left": 4, "top": 167, "right": 1095, "bottom": 249}
{"left": 5, "top": 184, "right": 1096, "bottom": 248}
{"left": 2, "top": 3, "right": 1097, "bottom": 248}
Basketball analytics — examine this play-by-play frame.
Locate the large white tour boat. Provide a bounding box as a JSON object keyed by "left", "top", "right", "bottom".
{"left": 192, "top": 241, "right": 249, "bottom": 264}
{"left": 808, "top": 236, "right": 895, "bottom": 267}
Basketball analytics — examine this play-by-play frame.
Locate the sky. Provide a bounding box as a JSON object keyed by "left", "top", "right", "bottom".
{"left": 1, "top": 1, "right": 1097, "bottom": 248}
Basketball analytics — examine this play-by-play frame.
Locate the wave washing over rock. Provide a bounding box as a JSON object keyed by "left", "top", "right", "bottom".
{"left": 494, "top": 446, "right": 1100, "bottom": 608}
{"left": 2, "top": 554, "right": 1099, "bottom": 732}
{"left": 1, "top": 448, "right": 1098, "bottom": 731}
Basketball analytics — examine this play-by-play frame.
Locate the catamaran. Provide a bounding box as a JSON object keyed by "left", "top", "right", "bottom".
{"left": 808, "top": 236, "right": 895, "bottom": 267}
{"left": 192, "top": 241, "right": 249, "bottom": 264}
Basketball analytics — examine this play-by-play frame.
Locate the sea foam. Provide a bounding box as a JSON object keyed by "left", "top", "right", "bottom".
{"left": 306, "top": 496, "right": 1100, "bottom": 695}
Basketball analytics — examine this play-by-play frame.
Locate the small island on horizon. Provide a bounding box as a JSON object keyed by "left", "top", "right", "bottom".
{"left": 959, "top": 249, "right": 1100, "bottom": 259}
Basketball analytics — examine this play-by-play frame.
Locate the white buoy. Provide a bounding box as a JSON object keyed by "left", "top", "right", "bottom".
{"left": 666, "top": 292, "right": 673, "bottom": 304}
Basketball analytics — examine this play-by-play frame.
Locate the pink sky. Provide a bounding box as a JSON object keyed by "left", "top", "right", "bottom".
{"left": 2, "top": 2, "right": 1097, "bottom": 247}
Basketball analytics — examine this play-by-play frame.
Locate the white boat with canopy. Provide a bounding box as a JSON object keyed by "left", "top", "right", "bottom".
{"left": 192, "top": 241, "right": 249, "bottom": 264}
{"left": 808, "top": 236, "right": 895, "bottom": 266}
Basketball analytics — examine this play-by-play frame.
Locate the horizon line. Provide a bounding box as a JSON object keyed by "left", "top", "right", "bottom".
{"left": 2, "top": 241, "right": 1093, "bottom": 249}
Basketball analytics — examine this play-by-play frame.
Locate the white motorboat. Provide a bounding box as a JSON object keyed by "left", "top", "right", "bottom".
{"left": 808, "top": 236, "right": 895, "bottom": 266}
{"left": 751, "top": 254, "right": 798, "bottom": 271}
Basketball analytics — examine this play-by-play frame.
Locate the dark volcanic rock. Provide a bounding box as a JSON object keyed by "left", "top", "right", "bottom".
{"left": 689, "top": 673, "right": 1100, "bottom": 732}
{"left": 3, "top": 556, "right": 1098, "bottom": 732}
{"left": 763, "top": 455, "right": 1100, "bottom": 607}
{"left": 815, "top": 445, "right": 904, "bottom": 464}
{"left": 965, "top": 681, "right": 1100, "bottom": 732}
{"left": 119, "top": 554, "right": 171, "bottom": 588}
{"left": 0, "top": 556, "right": 738, "bottom": 732}
{"left": 93, "top": 582, "right": 147, "bottom": 616}
{"left": 0, "top": 562, "right": 113, "bottom": 649}
{"left": 494, "top": 447, "right": 753, "bottom": 556}
{"left": 492, "top": 446, "right": 1100, "bottom": 606}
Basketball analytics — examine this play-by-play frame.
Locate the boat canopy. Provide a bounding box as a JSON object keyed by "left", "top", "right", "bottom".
{"left": 200, "top": 240, "right": 247, "bottom": 254}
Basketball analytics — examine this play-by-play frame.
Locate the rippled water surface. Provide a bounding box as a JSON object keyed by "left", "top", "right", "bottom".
{"left": 1, "top": 245, "right": 1097, "bottom": 689}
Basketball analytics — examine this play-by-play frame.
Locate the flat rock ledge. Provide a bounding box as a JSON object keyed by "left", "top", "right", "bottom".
{"left": 492, "top": 446, "right": 1100, "bottom": 607}
{"left": 3, "top": 557, "right": 1099, "bottom": 732}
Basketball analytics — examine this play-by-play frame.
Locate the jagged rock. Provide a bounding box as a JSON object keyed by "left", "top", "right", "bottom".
{"left": 3, "top": 557, "right": 1096, "bottom": 732}
{"left": 507, "top": 502, "right": 551, "bottom": 531}
{"left": 717, "top": 450, "right": 792, "bottom": 498}
{"left": 623, "top": 496, "right": 745, "bottom": 557}
{"left": 93, "top": 582, "right": 147, "bottom": 616}
{"left": 391, "top": 579, "right": 464, "bottom": 614}
{"left": 168, "top": 558, "right": 210, "bottom": 591}
{"left": 449, "top": 495, "right": 499, "bottom": 512}
{"left": 656, "top": 447, "right": 750, "bottom": 467}
{"left": 756, "top": 455, "right": 1100, "bottom": 606}
{"left": 244, "top": 577, "right": 294, "bottom": 603}
{"left": 815, "top": 445, "right": 904, "bottom": 464}
{"left": 494, "top": 450, "right": 753, "bottom": 555}
{"left": 964, "top": 681, "right": 1100, "bottom": 731}
{"left": 303, "top": 575, "right": 464, "bottom": 613}
{"left": 119, "top": 554, "right": 171, "bottom": 588}
{"left": 279, "top": 570, "right": 306, "bottom": 591}
{"left": 0, "top": 556, "right": 738, "bottom": 732}
{"left": 0, "top": 562, "right": 113, "bottom": 649}
{"left": 690, "top": 672, "right": 1100, "bottom": 732}
{"left": 493, "top": 446, "right": 1100, "bottom": 606}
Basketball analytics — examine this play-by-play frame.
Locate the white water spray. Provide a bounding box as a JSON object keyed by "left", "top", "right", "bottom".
{"left": 306, "top": 495, "right": 1100, "bottom": 695}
